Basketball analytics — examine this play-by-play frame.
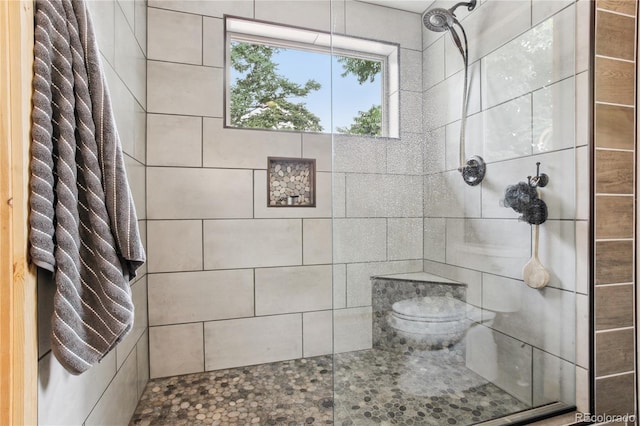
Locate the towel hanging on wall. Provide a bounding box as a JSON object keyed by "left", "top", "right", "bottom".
{"left": 30, "top": 0, "right": 145, "bottom": 375}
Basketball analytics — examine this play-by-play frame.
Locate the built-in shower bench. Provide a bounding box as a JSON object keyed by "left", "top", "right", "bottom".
{"left": 371, "top": 271, "right": 469, "bottom": 358}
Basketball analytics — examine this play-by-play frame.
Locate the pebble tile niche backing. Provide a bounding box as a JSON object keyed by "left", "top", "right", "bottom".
{"left": 268, "top": 157, "right": 316, "bottom": 207}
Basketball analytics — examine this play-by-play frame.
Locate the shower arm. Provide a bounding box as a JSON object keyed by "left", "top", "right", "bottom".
{"left": 449, "top": 0, "right": 477, "bottom": 15}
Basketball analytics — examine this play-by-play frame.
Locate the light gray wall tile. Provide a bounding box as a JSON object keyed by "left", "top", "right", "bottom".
{"left": 332, "top": 135, "right": 386, "bottom": 174}
{"left": 346, "top": 174, "right": 423, "bottom": 218}
{"left": 124, "top": 155, "right": 146, "bottom": 220}
{"left": 134, "top": 0, "right": 147, "bottom": 54}
{"left": 117, "top": 0, "right": 135, "bottom": 28}
{"left": 483, "top": 95, "right": 532, "bottom": 163}
{"left": 333, "top": 218, "right": 387, "bottom": 263}
{"left": 481, "top": 149, "right": 576, "bottom": 220}
{"left": 149, "top": 323, "right": 204, "bottom": 378}
{"left": 148, "top": 61, "right": 222, "bottom": 117}
{"left": 575, "top": 366, "right": 589, "bottom": 413}
{"left": 452, "top": 0, "right": 531, "bottom": 71}
{"left": 532, "top": 350, "right": 576, "bottom": 406}
{"left": 136, "top": 331, "right": 149, "bottom": 399}
{"left": 423, "top": 62, "right": 481, "bottom": 130}
{"left": 148, "top": 0, "right": 254, "bottom": 18}
{"left": 204, "top": 314, "right": 302, "bottom": 370}
{"left": 147, "top": 114, "right": 202, "bottom": 167}
{"left": 539, "top": 220, "right": 576, "bottom": 291}
{"left": 401, "top": 90, "right": 423, "bottom": 135}
{"left": 115, "top": 5, "right": 146, "bottom": 107}
{"left": 576, "top": 71, "right": 589, "bottom": 147}
{"left": 136, "top": 220, "right": 148, "bottom": 278}
{"left": 85, "top": 350, "right": 139, "bottom": 426}
{"left": 332, "top": 172, "right": 346, "bottom": 218}
{"left": 424, "top": 127, "right": 445, "bottom": 174}
{"left": 204, "top": 219, "right": 302, "bottom": 269}
{"left": 255, "top": 0, "right": 332, "bottom": 31}
{"left": 345, "top": 1, "right": 422, "bottom": 51}
{"left": 302, "top": 133, "right": 332, "bottom": 172}
{"left": 116, "top": 277, "right": 148, "bottom": 368}
{"left": 333, "top": 264, "right": 347, "bottom": 309}
{"left": 532, "top": 0, "right": 573, "bottom": 26}
{"left": 446, "top": 218, "right": 530, "bottom": 279}
{"left": 387, "top": 133, "right": 423, "bottom": 175}
{"left": 203, "top": 118, "right": 301, "bottom": 169}
{"left": 388, "top": 218, "right": 423, "bottom": 261}
{"left": 87, "top": 0, "right": 115, "bottom": 66}
{"left": 423, "top": 218, "right": 446, "bottom": 263}
{"left": 303, "top": 219, "right": 332, "bottom": 265}
{"left": 575, "top": 146, "right": 589, "bottom": 221}
{"left": 576, "top": 293, "right": 589, "bottom": 369}
{"left": 424, "top": 170, "right": 482, "bottom": 218}
{"left": 346, "top": 260, "right": 423, "bottom": 308}
{"left": 575, "top": 221, "right": 589, "bottom": 295}
{"left": 533, "top": 77, "right": 575, "bottom": 154}
{"left": 133, "top": 102, "right": 146, "bottom": 164}
{"left": 148, "top": 270, "right": 254, "bottom": 325}
{"left": 147, "top": 220, "right": 203, "bottom": 273}
{"left": 401, "top": 48, "right": 422, "bottom": 92}
{"left": 423, "top": 260, "right": 483, "bottom": 307}
{"left": 148, "top": 7, "right": 202, "bottom": 65}
{"left": 303, "top": 310, "right": 333, "bottom": 357}
{"left": 147, "top": 167, "right": 253, "bottom": 219}
{"left": 254, "top": 171, "right": 332, "bottom": 219}
{"left": 466, "top": 325, "right": 533, "bottom": 405}
{"left": 255, "top": 265, "right": 332, "bottom": 315}
{"left": 333, "top": 307, "right": 373, "bottom": 353}
{"left": 203, "top": 17, "right": 224, "bottom": 67}
{"left": 104, "top": 64, "right": 136, "bottom": 158}
{"left": 38, "top": 351, "right": 116, "bottom": 426}
{"left": 482, "top": 274, "right": 575, "bottom": 360}
{"left": 423, "top": 37, "right": 445, "bottom": 91}
{"left": 575, "top": 0, "right": 590, "bottom": 73}
{"left": 444, "top": 113, "right": 484, "bottom": 172}
{"left": 481, "top": 5, "right": 574, "bottom": 109}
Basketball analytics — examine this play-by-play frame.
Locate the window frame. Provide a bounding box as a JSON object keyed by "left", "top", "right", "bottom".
{"left": 224, "top": 15, "right": 400, "bottom": 138}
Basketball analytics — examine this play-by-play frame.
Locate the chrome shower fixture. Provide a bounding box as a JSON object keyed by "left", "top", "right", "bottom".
{"left": 423, "top": 0, "right": 486, "bottom": 186}
{"left": 422, "top": 0, "right": 477, "bottom": 32}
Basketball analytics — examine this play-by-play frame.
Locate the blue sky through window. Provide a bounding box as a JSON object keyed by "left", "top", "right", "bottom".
{"left": 230, "top": 45, "right": 382, "bottom": 133}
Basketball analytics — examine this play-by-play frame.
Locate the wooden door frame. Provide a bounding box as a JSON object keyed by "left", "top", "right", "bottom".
{"left": 0, "top": 1, "right": 38, "bottom": 425}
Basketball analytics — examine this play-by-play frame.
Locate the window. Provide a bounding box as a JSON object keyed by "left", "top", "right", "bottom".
{"left": 225, "top": 17, "right": 399, "bottom": 137}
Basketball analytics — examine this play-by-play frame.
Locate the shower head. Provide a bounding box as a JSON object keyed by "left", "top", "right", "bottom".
{"left": 422, "top": 0, "right": 477, "bottom": 32}
{"left": 423, "top": 8, "right": 454, "bottom": 32}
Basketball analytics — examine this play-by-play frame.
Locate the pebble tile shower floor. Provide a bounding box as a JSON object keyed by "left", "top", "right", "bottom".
{"left": 130, "top": 349, "right": 528, "bottom": 425}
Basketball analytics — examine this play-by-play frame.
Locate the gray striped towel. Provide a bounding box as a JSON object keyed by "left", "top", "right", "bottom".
{"left": 31, "top": 0, "right": 145, "bottom": 375}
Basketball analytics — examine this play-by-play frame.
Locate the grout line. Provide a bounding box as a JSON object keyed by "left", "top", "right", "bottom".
{"left": 594, "top": 282, "right": 634, "bottom": 288}
{"left": 594, "top": 100, "right": 636, "bottom": 109}
{"left": 594, "top": 53, "right": 636, "bottom": 64}
{"left": 594, "top": 146, "right": 635, "bottom": 153}
{"left": 595, "top": 326, "right": 635, "bottom": 334}
{"left": 594, "top": 370, "right": 636, "bottom": 380}
{"left": 595, "top": 7, "right": 638, "bottom": 19}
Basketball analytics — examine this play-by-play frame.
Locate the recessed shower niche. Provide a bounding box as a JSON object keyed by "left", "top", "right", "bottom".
{"left": 267, "top": 157, "right": 316, "bottom": 207}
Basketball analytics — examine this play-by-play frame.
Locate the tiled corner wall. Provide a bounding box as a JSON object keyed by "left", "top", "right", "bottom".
{"left": 37, "top": 1, "right": 148, "bottom": 425}
{"left": 593, "top": 0, "right": 637, "bottom": 416}
{"left": 330, "top": 1, "right": 425, "bottom": 355}
{"left": 422, "top": 0, "right": 588, "bottom": 410}
{"left": 145, "top": 0, "right": 424, "bottom": 379}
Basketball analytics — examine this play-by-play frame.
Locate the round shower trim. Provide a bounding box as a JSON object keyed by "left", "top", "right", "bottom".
{"left": 460, "top": 155, "right": 486, "bottom": 186}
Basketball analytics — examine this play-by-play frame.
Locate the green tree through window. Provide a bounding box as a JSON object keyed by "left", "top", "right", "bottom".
{"left": 230, "top": 42, "right": 323, "bottom": 132}
{"left": 229, "top": 41, "right": 382, "bottom": 136}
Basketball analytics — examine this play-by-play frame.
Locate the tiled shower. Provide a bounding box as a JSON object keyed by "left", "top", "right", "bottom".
{"left": 35, "top": 0, "right": 638, "bottom": 424}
